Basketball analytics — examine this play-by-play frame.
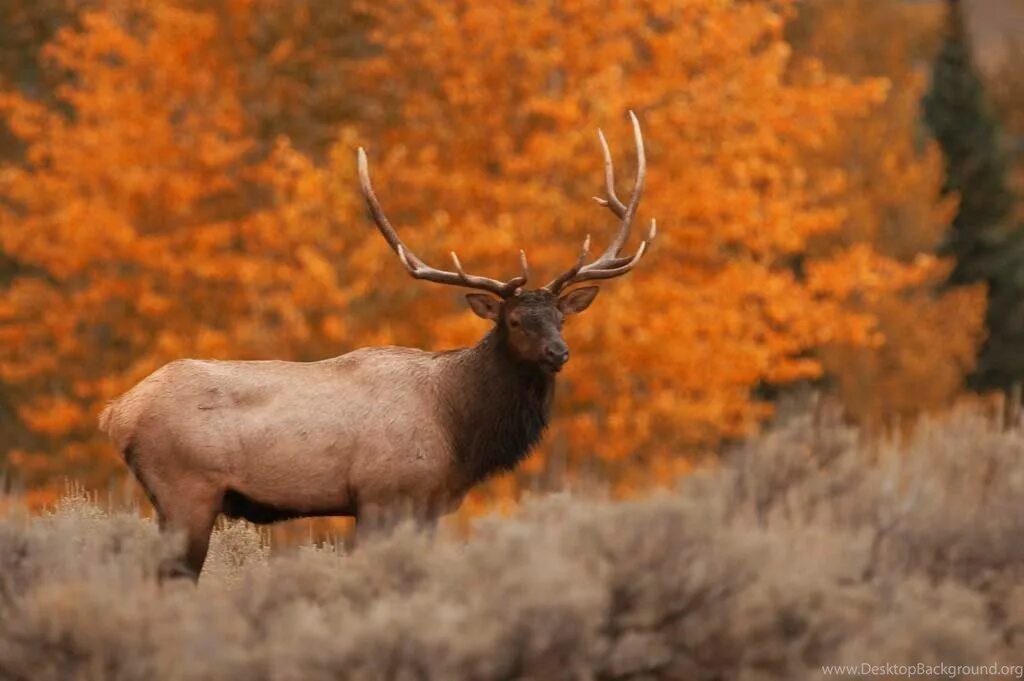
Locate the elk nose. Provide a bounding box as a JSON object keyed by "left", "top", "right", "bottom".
{"left": 544, "top": 342, "right": 570, "bottom": 366}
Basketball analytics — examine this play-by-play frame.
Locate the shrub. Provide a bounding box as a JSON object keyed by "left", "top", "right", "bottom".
{"left": 1, "top": 407, "right": 1022, "bottom": 680}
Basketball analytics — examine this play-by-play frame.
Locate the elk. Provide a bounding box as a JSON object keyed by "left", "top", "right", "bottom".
{"left": 99, "top": 112, "right": 655, "bottom": 580}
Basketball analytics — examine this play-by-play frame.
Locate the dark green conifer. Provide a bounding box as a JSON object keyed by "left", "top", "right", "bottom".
{"left": 923, "top": 0, "right": 1022, "bottom": 390}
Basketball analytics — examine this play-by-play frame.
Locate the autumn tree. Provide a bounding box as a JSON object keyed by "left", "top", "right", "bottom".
{"left": 350, "top": 0, "right": 940, "bottom": 496}
{"left": 174, "top": 0, "right": 371, "bottom": 158}
{"left": 0, "top": 4, "right": 362, "bottom": 503}
{"left": 0, "top": 1, "right": 91, "bottom": 161}
{"left": 788, "top": 0, "right": 985, "bottom": 428}
{"left": 0, "top": 1, "right": 98, "bottom": 462}
{"left": 1, "top": 0, "right": 967, "bottom": 508}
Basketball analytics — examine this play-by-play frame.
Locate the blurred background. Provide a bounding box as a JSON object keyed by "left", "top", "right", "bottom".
{"left": 0, "top": 0, "right": 1021, "bottom": 518}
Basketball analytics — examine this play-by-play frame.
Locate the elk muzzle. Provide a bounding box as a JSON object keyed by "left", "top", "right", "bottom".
{"left": 541, "top": 340, "right": 570, "bottom": 372}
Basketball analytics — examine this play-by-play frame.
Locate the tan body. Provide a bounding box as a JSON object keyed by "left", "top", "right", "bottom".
{"left": 102, "top": 348, "right": 466, "bottom": 521}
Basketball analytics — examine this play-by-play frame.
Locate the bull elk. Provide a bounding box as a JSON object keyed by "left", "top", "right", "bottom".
{"left": 99, "top": 112, "right": 655, "bottom": 580}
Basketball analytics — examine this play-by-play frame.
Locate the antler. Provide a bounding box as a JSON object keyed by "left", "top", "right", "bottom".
{"left": 545, "top": 111, "right": 656, "bottom": 294}
{"left": 357, "top": 148, "right": 529, "bottom": 298}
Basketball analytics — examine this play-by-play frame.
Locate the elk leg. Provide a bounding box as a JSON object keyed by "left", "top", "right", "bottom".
{"left": 352, "top": 500, "right": 443, "bottom": 550}
{"left": 417, "top": 497, "right": 447, "bottom": 540}
{"left": 417, "top": 512, "right": 442, "bottom": 544}
{"left": 155, "top": 483, "right": 222, "bottom": 582}
{"left": 352, "top": 503, "right": 392, "bottom": 547}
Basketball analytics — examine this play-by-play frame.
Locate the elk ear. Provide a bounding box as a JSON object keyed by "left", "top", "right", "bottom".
{"left": 558, "top": 286, "right": 600, "bottom": 315}
{"left": 465, "top": 293, "right": 503, "bottom": 321}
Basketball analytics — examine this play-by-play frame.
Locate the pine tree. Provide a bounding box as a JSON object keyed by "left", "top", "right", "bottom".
{"left": 923, "top": 0, "right": 1023, "bottom": 391}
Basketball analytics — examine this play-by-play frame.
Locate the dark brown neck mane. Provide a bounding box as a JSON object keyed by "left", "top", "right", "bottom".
{"left": 443, "top": 327, "right": 554, "bottom": 489}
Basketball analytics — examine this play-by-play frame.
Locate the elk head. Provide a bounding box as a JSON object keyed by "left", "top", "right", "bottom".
{"left": 357, "top": 112, "right": 656, "bottom": 374}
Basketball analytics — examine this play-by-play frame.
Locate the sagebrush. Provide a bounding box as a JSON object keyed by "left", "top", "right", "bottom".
{"left": 2, "top": 407, "right": 1023, "bottom": 680}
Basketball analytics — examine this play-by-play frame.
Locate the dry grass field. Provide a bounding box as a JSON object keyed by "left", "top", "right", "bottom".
{"left": 2, "top": 405, "right": 1024, "bottom": 680}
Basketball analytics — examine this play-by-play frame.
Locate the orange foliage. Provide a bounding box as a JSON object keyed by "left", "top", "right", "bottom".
{"left": 0, "top": 5, "right": 358, "bottom": 490}
{"left": 0, "top": 0, "right": 977, "bottom": 506}
{"left": 347, "top": 0, "right": 947, "bottom": 496}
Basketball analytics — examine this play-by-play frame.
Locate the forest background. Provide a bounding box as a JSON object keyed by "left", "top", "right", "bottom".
{"left": 0, "top": 0, "right": 1022, "bottom": 525}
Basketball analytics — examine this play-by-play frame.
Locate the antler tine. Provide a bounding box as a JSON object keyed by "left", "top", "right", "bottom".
{"left": 357, "top": 147, "right": 527, "bottom": 297}
{"left": 519, "top": 249, "right": 529, "bottom": 279}
{"left": 358, "top": 148, "right": 421, "bottom": 267}
{"left": 592, "top": 129, "right": 628, "bottom": 219}
{"left": 450, "top": 251, "right": 468, "bottom": 279}
{"left": 544, "top": 234, "right": 592, "bottom": 295}
{"left": 562, "top": 220, "right": 655, "bottom": 284}
{"left": 545, "top": 111, "right": 653, "bottom": 294}
{"left": 599, "top": 110, "right": 646, "bottom": 260}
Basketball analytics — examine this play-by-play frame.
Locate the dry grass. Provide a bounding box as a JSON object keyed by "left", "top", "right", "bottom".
{"left": 2, "top": 406, "right": 1024, "bottom": 680}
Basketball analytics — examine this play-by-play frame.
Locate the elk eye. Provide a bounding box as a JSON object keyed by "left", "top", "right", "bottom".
{"left": 509, "top": 318, "right": 520, "bottom": 328}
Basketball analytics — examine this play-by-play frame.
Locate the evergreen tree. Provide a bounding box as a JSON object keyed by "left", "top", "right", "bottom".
{"left": 923, "top": 0, "right": 1023, "bottom": 391}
